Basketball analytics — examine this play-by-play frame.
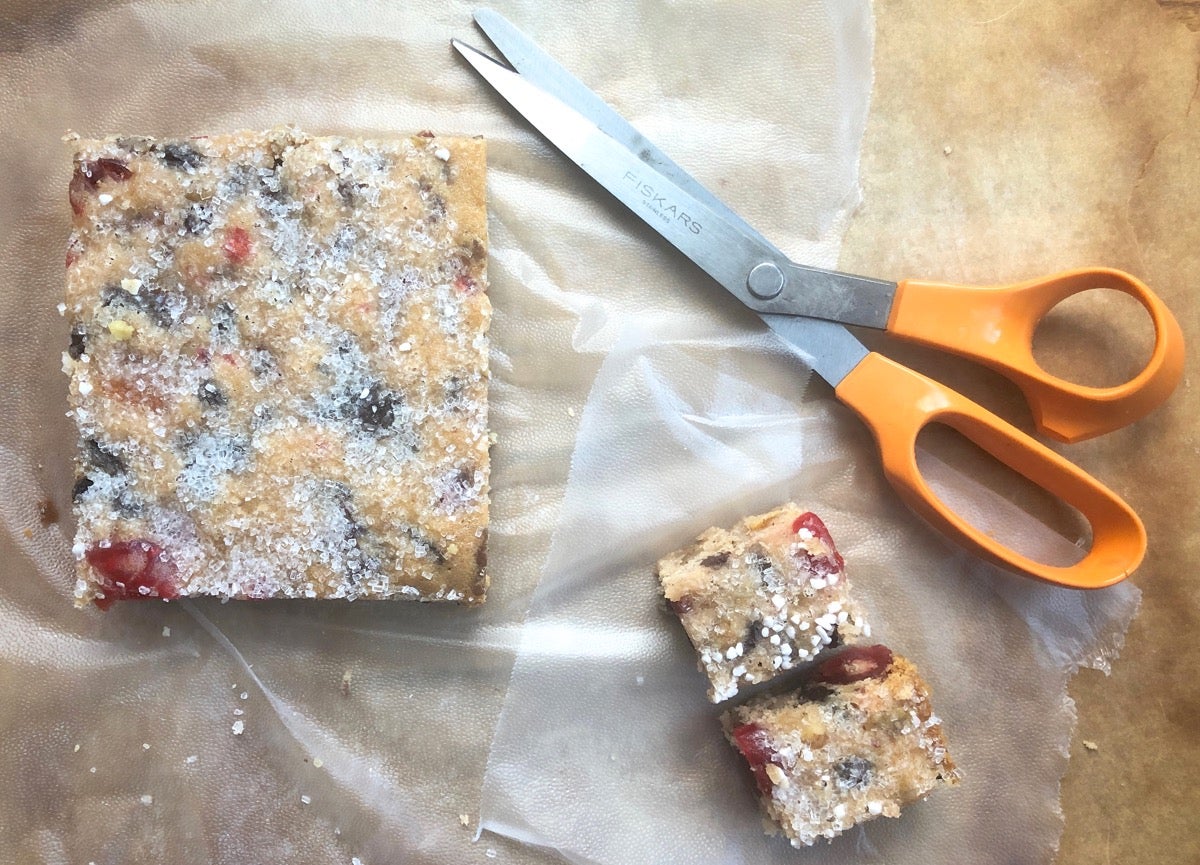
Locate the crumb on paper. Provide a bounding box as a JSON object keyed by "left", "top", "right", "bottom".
{"left": 233, "top": 708, "right": 244, "bottom": 716}
{"left": 73, "top": 743, "right": 80, "bottom": 753}
{"left": 567, "top": 406, "right": 575, "bottom": 417}
{"left": 38, "top": 499, "right": 59, "bottom": 527}
{"left": 185, "top": 755, "right": 198, "bottom": 764}
{"left": 162, "top": 626, "right": 171, "bottom": 637}
{"left": 231, "top": 720, "right": 245, "bottom": 735}
{"left": 89, "top": 766, "right": 96, "bottom": 773}
{"left": 142, "top": 743, "right": 150, "bottom": 750}
{"left": 459, "top": 813, "right": 470, "bottom": 827}
{"left": 943, "top": 144, "right": 953, "bottom": 155}
{"left": 140, "top": 794, "right": 153, "bottom": 805}
{"left": 1082, "top": 739, "right": 1099, "bottom": 751}
{"left": 485, "top": 850, "right": 497, "bottom": 859}
{"left": 240, "top": 691, "right": 249, "bottom": 700}
{"left": 300, "top": 794, "right": 312, "bottom": 805}
{"left": 352, "top": 858, "right": 363, "bottom": 865}
{"left": 313, "top": 757, "right": 324, "bottom": 768}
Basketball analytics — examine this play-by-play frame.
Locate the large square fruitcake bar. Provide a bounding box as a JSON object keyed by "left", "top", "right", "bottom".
{"left": 63, "top": 127, "right": 490, "bottom": 607}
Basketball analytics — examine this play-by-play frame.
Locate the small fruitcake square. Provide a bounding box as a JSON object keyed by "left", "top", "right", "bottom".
{"left": 656, "top": 504, "right": 868, "bottom": 701}
{"left": 722, "top": 645, "right": 959, "bottom": 846}
{"left": 64, "top": 127, "right": 490, "bottom": 607}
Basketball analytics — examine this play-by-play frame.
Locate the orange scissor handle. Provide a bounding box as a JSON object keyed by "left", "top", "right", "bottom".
{"left": 887, "top": 268, "right": 1185, "bottom": 443}
{"left": 836, "top": 352, "right": 1145, "bottom": 588}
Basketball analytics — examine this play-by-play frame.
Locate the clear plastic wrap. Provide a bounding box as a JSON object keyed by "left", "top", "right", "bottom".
{"left": 477, "top": 318, "right": 1138, "bottom": 865}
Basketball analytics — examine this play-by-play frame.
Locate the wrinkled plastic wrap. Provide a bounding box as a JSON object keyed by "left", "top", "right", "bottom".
{"left": 0, "top": 2, "right": 1138, "bottom": 864}
{"left": 478, "top": 320, "right": 1138, "bottom": 864}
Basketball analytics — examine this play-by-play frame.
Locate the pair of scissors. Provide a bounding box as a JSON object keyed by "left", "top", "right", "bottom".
{"left": 452, "top": 10, "right": 1184, "bottom": 589}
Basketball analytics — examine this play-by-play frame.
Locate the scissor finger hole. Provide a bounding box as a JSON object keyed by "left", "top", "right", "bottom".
{"left": 1032, "top": 288, "right": 1154, "bottom": 388}
{"left": 915, "top": 423, "right": 1088, "bottom": 567}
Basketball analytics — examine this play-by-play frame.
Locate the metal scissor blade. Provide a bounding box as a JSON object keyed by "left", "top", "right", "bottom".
{"left": 472, "top": 8, "right": 772, "bottom": 249}
{"left": 761, "top": 314, "right": 869, "bottom": 387}
{"left": 453, "top": 37, "right": 895, "bottom": 325}
{"left": 453, "top": 38, "right": 785, "bottom": 309}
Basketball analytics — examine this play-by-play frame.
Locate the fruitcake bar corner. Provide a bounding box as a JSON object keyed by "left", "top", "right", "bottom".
{"left": 722, "top": 645, "right": 959, "bottom": 846}
{"left": 63, "top": 127, "right": 490, "bottom": 607}
{"left": 656, "top": 504, "right": 869, "bottom": 702}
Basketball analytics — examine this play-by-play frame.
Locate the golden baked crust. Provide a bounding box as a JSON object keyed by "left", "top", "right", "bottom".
{"left": 64, "top": 127, "right": 490, "bottom": 606}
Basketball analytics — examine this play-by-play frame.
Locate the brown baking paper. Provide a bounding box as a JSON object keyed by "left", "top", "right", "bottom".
{"left": 0, "top": 1, "right": 1161, "bottom": 864}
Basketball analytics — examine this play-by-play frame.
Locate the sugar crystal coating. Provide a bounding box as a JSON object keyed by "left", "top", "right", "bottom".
{"left": 656, "top": 504, "right": 868, "bottom": 702}
{"left": 64, "top": 127, "right": 490, "bottom": 606}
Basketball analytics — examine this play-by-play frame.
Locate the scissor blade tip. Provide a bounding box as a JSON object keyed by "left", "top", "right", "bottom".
{"left": 450, "top": 38, "right": 484, "bottom": 59}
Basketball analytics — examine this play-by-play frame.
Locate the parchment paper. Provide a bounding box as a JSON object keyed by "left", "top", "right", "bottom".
{"left": 0, "top": 2, "right": 1146, "bottom": 864}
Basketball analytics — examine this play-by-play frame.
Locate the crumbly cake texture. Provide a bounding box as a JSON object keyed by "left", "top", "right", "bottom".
{"left": 63, "top": 127, "right": 491, "bottom": 607}
{"left": 656, "top": 504, "right": 869, "bottom": 702}
{"left": 722, "top": 646, "right": 959, "bottom": 847}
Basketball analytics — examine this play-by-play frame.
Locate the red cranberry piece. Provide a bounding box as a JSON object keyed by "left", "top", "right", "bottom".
{"left": 222, "top": 226, "right": 253, "bottom": 264}
{"left": 667, "top": 593, "right": 694, "bottom": 615}
{"left": 84, "top": 539, "right": 180, "bottom": 610}
{"left": 731, "top": 722, "right": 782, "bottom": 795}
{"left": 790, "top": 510, "right": 844, "bottom": 573}
{"left": 454, "top": 272, "right": 479, "bottom": 294}
{"left": 69, "top": 158, "right": 133, "bottom": 215}
{"left": 812, "top": 645, "right": 893, "bottom": 685}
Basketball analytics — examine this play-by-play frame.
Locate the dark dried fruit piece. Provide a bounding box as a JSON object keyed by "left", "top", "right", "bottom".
{"left": 71, "top": 476, "right": 94, "bottom": 501}
{"left": 100, "top": 284, "right": 173, "bottom": 328}
{"left": 84, "top": 539, "right": 180, "bottom": 609}
{"left": 833, "top": 756, "right": 874, "bottom": 790}
{"left": 813, "top": 645, "right": 894, "bottom": 686}
{"left": 475, "top": 528, "right": 489, "bottom": 578}
{"left": 68, "top": 327, "right": 87, "bottom": 360}
{"left": 184, "top": 202, "right": 213, "bottom": 235}
{"left": 336, "top": 175, "right": 366, "bottom": 206}
{"left": 797, "top": 682, "right": 835, "bottom": 704}
{"left": 667, "top": 593, "right": 694, "bottom": 616}
{"left": 85, "top": 439, "right": 125, "bottom": 476}
{"left": 700, "top": 551, "right": 730, "bottom": 568}
{"left": 443, "top": 376, "right": 465, "bottom": 409}
{"left": 731, "top": 722, "right": 783, "bottom": 795}
{"left": 159, "top": 142, "right": 203, "bottom": 170}
{"left": 69, "top": 158, "right": 133, "bottom": 215}
{"left": 197, "top": 379, "right": 227, "bottom": 407}
{"left": 400, "top": 524, "right": 445, "bottom": 565}
{"left": 352, "top": 383, "right": 396, "bottom": 431}
{"left": 742, "top": 616, "right": 762, "bottom": 652}
{"left": 210, "top": 301, "right": 237, "bottom": 336}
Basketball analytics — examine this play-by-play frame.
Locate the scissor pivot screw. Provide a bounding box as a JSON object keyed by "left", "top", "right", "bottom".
{"left": 747, "top": 262, "right": 785, "bottom": 300}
